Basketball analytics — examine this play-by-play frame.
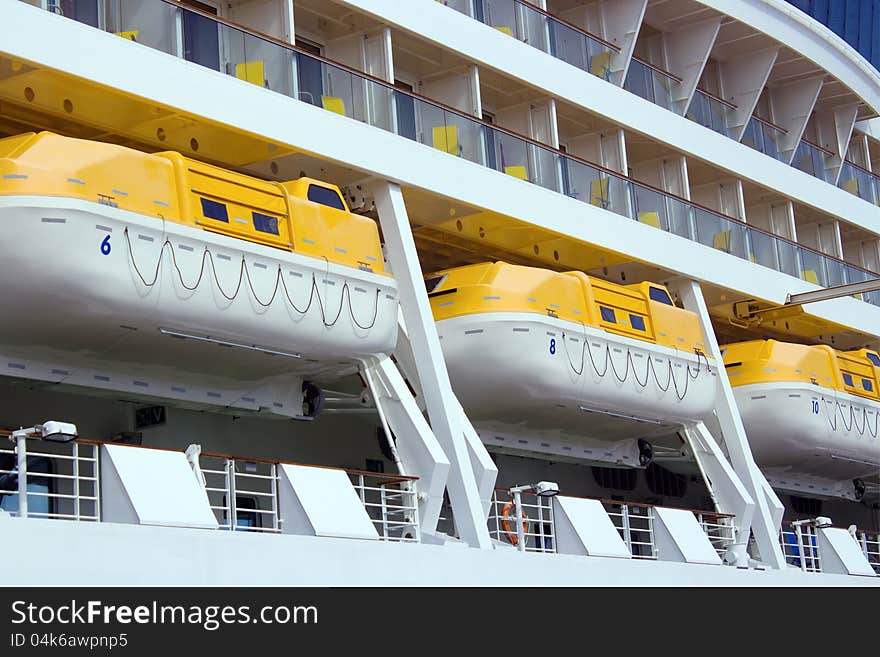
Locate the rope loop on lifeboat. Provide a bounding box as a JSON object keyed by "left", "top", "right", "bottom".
{"left": 823, "top": 395, "right": 879, "bottom": 438}
{"left": 561, "top": 323, "right": 710, "bottom": 402}
{"left": 123, "top": 227, "right": 382, "bottom": 330}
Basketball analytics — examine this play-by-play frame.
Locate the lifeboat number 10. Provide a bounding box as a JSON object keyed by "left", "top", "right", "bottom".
{"left": 811, "top": 399, "right": 820, "bottom": 415}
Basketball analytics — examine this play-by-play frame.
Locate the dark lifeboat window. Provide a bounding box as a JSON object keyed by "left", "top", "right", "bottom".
{"left": 630, "top": 314, "right": 646, "bottom": 331}
{"left": 867, "top": 352, "right": 880, "bottom": 367}
{"left": 307, "top": 184, "right": 346, "bottom": 210}
{"left": 252, "top": 212, "right": 279, "bottom": 235}
{"left": 600, "top": 306, "right": 616, "bottom": 323}
{"left": 200, "top": 198, "right": 229, "bottom": 222}
{"left": 843, "top": 373, "right": 854, "bottom": 386}
{"left": 649, "top": 287, "right": 673, "bottom": 305}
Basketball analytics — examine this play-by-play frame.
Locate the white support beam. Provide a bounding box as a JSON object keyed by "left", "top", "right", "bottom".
{"left": 362, "top": 356, "right": 450, "bottom": 531}
{"left": 373, "top": 181, "right": 493, "bottom": 549}
{"left": 666, "top": 18, "right": 722, "bottom": 116}
{"left": 769, "top": 77, "right": 824, "bottom": 164}
{"left": 681, "top": 422, "right": 755, "bottom": 566}
{"left": 667, "top": 278, "right": 786, "bottom": 569}
{"left": 601, "top": 0, "right": 648, "bottom": 86}
{"left": 394, "top": 314, "right": 498, "bottom": 515}
{"left": 816, "top": 104, "right": 859, "bottom": 185}
{"left": 719, "top": 47, "right": 779, "bottom": 141}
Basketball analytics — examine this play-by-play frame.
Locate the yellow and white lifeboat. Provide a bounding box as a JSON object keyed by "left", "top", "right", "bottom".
{"left": 0, "top": 132, "right": 398, "bottom": 417}
{"left": 428, "top": 262, "right": 716, "bottom": 466}
{"left": 723, "top": 340, "right": 880, "bottom": 498}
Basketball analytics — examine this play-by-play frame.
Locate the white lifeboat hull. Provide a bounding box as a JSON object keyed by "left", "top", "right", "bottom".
{"left": 733, "top": 382, "right": 880, "bottom": 480}
{"left": 436, "top": 312, "right": 717, "bottom": 453}
{"left": 0, "top": 197, "right": 398, "bottom": 408}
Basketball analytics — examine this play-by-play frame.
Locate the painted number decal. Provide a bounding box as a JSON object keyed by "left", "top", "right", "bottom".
{"left": 811, "top": 400, "right": 819, "bottom": 415}
{"left": 549, "top": 338, "right": 556, "bottom": 355}
{"left": 100, "top": 235, "right": 112, "bottom": 255}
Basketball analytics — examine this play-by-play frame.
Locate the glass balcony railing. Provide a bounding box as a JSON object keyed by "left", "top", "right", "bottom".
{"left": 838, "top": 160, "right": 880, "bottom": 205}
{"left": 686, "top": 89, "right": 734, "bottom": 138}
{"left": 623, "top": 58, "right": 677, "bottom": 112}
{"left": 444, "top": 0, "right": 618, "bottom": 82}
{"left": 741, "top": 115, "right": 787, "bottom": 162}
{"left": 31, "top": 0, "right": 880, "bottom": 308}
{"left": 791, "top": 140, "right": 834, "bottom": 183}
{"left": 436, "top": 1, "right": 880, "bottom": 205}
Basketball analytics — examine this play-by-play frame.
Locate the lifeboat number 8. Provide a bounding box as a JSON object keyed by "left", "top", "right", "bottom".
{"left": 549, "top": 338, "right": 556, "bottom": 355}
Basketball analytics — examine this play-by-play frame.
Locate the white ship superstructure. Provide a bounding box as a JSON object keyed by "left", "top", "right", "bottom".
{"left": 0, "top": 0, "right": 878, "bottom": 584}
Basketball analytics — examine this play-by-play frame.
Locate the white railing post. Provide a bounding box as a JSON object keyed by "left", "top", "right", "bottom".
{"left": 272, "top": 463, "right": 280, "bottom": 532}
{"left": 73, "top": 442, "right": 81, "bottom": 522}
{"left": 513, "top": 489, "right": 526, "bottom": 552}
{"left": 226, "top": 459, "right": 237, "bottom": 530}
{"left": 15, "top": 435, "right": 27, "bottom": 519}
{"left": 621, "top": 504, "right": 632, "bottom": 555}
{"left": 94, "top": 444, "right": 101, "bottom": 522}
{"left": 380, "top": 484, "right": 389, "bottom": 540}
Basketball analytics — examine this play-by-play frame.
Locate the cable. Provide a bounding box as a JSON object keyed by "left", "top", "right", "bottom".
{"left": 124, "top": 227, "right": 381, "bottom": 330}
{"left": 561, "top": 324, "right": 709, "bottom": 402}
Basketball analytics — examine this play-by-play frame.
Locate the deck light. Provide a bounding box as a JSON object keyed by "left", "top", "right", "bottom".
{"left": 11, "top": 421, "right": 79, "bottom": 443}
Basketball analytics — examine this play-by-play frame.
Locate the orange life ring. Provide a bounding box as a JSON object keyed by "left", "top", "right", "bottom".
{"left": 500, "top": 500, "right": 529, "bottom": 546}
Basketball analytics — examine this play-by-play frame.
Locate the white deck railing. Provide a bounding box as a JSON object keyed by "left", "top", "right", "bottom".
{"left": 779, "top": 522, "right": 822, "bottom": 573}
{"left": 0, "top": 432, "right": 418, "bottom": 542}
{"left": 488, "top": 489, "right": 735, "bottom": 559}
{"left": 0, "top": 435, "right": 100, "bottom": 522}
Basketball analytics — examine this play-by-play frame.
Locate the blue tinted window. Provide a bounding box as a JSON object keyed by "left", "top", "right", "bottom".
{"left": 867, "top": 353, "right": 880, "bottom": 367}
{"left": 649, "top": 287, "right": 673, "bottom": 305}
{"left": 843, "top": 373, "right": 853, "bottom": 386}
{"left": 630, "top": 314, "right": 646, "bottom": 331}
{"left": 307, "top": 184, "right": 345, "bottom": 210}
{"left": 252, "top": 212, "right": 279, "bottom": 235}
{"left": 200, "top": 198, "right": 228, "bottom": 222}
{"left": 600, "top": 306, "right": 616, "bottom": 323}
{"left": 863, "top": 379, "right": 874, "bottom": 392}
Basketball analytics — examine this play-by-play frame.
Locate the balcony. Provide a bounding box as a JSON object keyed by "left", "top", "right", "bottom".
{"left": 24, "top": 0, "right": 880, "bottom": 307}
{"left": 444, "top": 0, "right": 619, "bottom": 83}
{"left": 431, "top": 0, "right": 880, "bottom": 204}
{"left": 791, "top": 139, "right": 834, "bottom": 183}
{"left": 623, "top": 57, "right": 678, "bottom": 112}
{"left": 741, "top": 115, "right": 787, "bottom": 162}
{"left": 838, "top": 159, "right": 880, "bottom": 205}
{"left": 687, "top": 88, "right": 735, "bottom": 138}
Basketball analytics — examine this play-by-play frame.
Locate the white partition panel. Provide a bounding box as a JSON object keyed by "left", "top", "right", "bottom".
{"left": 553, "top": 496, "right": 631, "bottom": 558}
{"left": 278, "top": 464, "right": 378, "bottom": 540}
{"left": 653, "top": 507, "right": 721, "bottom": 565}
{"left": 101, "top": 444, "right": 218, "bottom": 530}
{"left": 818, "top": 528, "right": 877, "bottom": 577}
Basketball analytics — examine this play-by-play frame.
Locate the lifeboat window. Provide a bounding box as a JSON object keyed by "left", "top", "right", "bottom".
{"left": 629, "top": 314, "right": 646, "bottom": 331}
{"left": 863, "top": 379, "right": 874, "bottom": 392}
{"left": 252, "top": 211, "right": 279, "bottom": 235}
{"left": 600, "top": 306, "right": 616, "bottom": 323}
{"left": 200, "top": 198, "right": 229, "bottom": 222}
{"left": 843, "top": 373, "right": 854, "bottom": 386}
{"left": 649, "top": 287, "right": 673, "bottom": 306}
{"left": 867, "top": 353, "right": 880, "bottom": 367}
{"left": 307, "top": 184, "right": 346, "bottom": 210}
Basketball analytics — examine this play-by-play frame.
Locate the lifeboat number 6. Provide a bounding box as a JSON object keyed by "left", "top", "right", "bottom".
{"left": 100, "top": 235, "right": 112, "bottom": 256}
